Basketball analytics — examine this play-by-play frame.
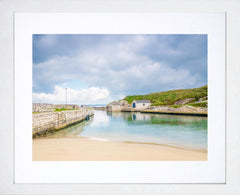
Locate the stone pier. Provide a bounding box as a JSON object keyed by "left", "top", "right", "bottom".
{"left": 32, "top": 108, "right": 94, "bottom": 137}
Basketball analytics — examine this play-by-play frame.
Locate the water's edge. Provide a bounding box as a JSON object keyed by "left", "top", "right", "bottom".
{"left": 39, "top": 110, "right": 207, "bottom": 151}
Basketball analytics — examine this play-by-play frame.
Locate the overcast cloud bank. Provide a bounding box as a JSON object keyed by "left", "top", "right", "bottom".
{"left": 33, "top": 34, "right": 207, "bottom": 105}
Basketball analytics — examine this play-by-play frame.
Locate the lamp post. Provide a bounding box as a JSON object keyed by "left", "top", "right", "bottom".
{"left": 65, "top": 88, "right": 67, "bottom": 108}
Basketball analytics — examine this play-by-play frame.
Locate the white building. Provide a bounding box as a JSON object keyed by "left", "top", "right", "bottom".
{"left": 132, "top": 100, "right": 151, "bottom": 109}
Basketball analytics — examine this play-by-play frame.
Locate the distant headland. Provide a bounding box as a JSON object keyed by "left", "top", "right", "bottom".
{"left": 105, "top": 85, "right": 208, "bottom": 116}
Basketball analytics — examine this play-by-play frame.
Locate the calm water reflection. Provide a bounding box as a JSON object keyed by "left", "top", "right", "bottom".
{"left": 48, "top": 110, "right": 207, "bottom": 151}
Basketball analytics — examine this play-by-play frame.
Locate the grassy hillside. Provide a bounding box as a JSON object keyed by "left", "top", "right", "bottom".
{"left": 123, "top": 85, "right": 207, "bottom": 107}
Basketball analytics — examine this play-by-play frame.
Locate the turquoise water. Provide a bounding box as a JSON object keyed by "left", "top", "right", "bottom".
{"left": 48, "top": 110, "right": 207, "bottom": 151}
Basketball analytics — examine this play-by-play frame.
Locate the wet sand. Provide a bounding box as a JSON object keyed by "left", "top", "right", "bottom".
{"left": 32, "top": 137, "right": 207, "bottom": 161}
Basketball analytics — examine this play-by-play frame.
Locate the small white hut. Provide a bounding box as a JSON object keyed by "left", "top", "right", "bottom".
{"left": 132, "top": 100, "right": 151, "bottom": 109}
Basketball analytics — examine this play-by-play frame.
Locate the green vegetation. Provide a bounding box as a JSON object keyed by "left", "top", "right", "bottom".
{"left": 32, "top": 112, "right": 39, "bottom": 114}
{"left": 123, "top": 85, "right": 207, "bottom": 107}
{"left": 170, "top": 105, "right": 182, "bottom": 108}
{"left": 55, "top": 108, "right": 78, "bottom": 112}
{"left": 188, "top": 102, "right": 208, "bottom": 107}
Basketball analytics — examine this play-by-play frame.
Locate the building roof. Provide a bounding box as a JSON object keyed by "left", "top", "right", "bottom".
{"left": 134, "top": 100, "right": 151, "bottom": 103}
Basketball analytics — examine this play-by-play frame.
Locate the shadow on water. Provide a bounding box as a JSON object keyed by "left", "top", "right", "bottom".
{"left": 107, "top": 111, "right": 207, "bottom": 130}
{"left": 47, "top": 116, "right": 94, "bottom": 138}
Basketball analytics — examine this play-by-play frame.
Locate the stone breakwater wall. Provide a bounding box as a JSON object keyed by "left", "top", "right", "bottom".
{"left": 120, "top": 106, "right": 207, "bottom": 116}
{"left": 93, "top": 106, "right": 106, "bottom": 111}
{"left": 32, "top": 108, "right": 94, "bottom": 137}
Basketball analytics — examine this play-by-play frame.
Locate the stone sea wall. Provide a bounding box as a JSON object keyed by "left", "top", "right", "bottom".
{"left": 106, "top": 105, "right": 122, "bottom": 112}
{"left": 148, "top": 105, "right": 207, "bottom": 114}
{"left": 32, "top": 108, "right": 94, "bottom": 137}
{"left": 111, "top": 106, "right": 207, "bottom": 116}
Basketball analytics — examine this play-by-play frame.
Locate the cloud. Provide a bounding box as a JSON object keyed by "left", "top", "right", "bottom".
{"left": 33, "top": 34, "right": 207, "bottom": 103}
{"left": 32, "top": 86, "right": 112, "bottom": 105}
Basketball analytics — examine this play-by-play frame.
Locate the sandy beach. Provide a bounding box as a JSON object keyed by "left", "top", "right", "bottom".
{"left": 33, "top": 137, "right": 207, "bottom": 161}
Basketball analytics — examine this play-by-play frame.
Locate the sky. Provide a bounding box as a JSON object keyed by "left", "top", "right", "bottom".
{"left": 32, "top": 34, "right": 207, "bottom": 105}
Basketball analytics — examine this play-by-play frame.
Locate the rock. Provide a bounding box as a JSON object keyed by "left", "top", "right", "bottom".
{"left": 174, "top": 98, "right": 195, "bottom": 105}
{"left": 199, "top": 96, "right": 208, "bottom": 101}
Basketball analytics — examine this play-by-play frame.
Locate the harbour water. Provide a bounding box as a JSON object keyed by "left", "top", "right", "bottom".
{"left": 47, "top": 110, "right": 207, "bottom": 151}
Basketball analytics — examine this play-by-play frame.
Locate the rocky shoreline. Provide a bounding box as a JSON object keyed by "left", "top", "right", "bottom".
{"left": 93, "top": 105, "right": 207, "bottom": 116}
{"left": 100, "top": 98, "right": 208, "bottom": 116}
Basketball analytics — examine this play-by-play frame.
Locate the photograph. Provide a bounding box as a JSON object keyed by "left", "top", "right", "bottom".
{"left": 32, "top": 34, "right": 208, "bottom": 161}
{"left": 0, "top": 0, "right": 235, "bottom": 191}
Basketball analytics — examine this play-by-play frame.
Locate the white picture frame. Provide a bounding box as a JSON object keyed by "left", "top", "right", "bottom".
{"left": 1, "top": 0, "right": 240, "bottom": 192}
{"left": 14, "top": 13, "right": 225, "bottom": 184}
